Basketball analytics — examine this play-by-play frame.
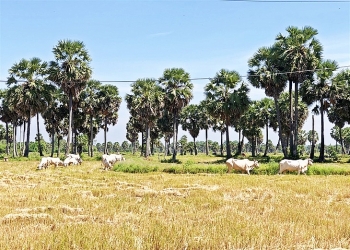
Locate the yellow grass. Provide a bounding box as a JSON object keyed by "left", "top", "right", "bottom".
{"left": 0, "top": 159, "right": 350, "bottom": 249}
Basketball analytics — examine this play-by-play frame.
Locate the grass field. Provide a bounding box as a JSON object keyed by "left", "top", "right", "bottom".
{"left": 0, "top": 154, "right": 349, "bottom": 249}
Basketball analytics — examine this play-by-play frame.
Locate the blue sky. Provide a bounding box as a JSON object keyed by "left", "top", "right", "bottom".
{"left": 1, "top": 0, "right": 349, "bottom": 146}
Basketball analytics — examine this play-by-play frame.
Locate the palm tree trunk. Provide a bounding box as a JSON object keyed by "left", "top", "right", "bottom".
{"left": 310, "top": 115, "right": 315, "bottom": 159}
{"left": 319, "top": 100, "right": 325, "bottom": 162}
{"left": 19, "top": 124, "right": 22, "bottom": 153}
{"left": 172, "top": 112, "right": 178, "bottom": 162}
{"left": 193, "top": 137, "right": 197, "bottom": 155}
{"left": 274, "top": 96, "right": 287, "bottom": 158}
{"left": 5, "top": 122, "right": 9, "bottom": 156}
{"left": 237, "top": 129, "right": 242, "bottom": 155}
{"left": 57, "top": 137, "right": 61, "bottom": 157}
{"left": 22, "top": 121, "right": 26, "bottom": 156}
{"left": 24, "top": 113, "right": 31, "bottom": 157}
{"left": 288, "top": 79, "right": 294, "bottom": 157}
{"left": 264, "top": 122, "right": 269, "bottom": 157}
{"left": 50, "top": 126, "right": 55, "bottom": 157}
{"left": 340, "top": 127, "right": 345, "bottom": 154}
{"left": 66, "top": 94, "right": 73, "bottom": 155}
{"left": 220, "top": 131, "right": 224, "bottom": 156}
{"left": 37, "top": 113, "right": 43, "bottom": 156}
{"left": 251, "top": 136, "right": 256, "bottom": 157}
{"left": 225, "top": 120, "right": 231, "bottom": 159}
{"left": 205, "top": 128, "right": 209, "bottom": 155}
{"left": 90, "top": 116, "right": 94, "bottom": 157}
{"left": 145, "top": 124, "right": 151, "bottom": 157}
{"left": 293, "top": 81, "right": 299, "bottom": 157}
{"left": 12, "top": 122, "right": 17, "bottom": 157}
{"left": 104, "top": 117, "right": 108, "bottom": 154}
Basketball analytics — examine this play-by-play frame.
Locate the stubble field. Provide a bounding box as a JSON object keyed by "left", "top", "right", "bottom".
{"left": 0, "top": 156, "right": 349, "bottom": 249}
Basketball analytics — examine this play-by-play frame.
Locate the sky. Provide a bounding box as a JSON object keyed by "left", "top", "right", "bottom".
{"left": 0, "top": 0, "right": 349, "bottom": 147}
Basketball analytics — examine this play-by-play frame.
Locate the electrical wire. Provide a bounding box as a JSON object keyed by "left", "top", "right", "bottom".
{"left": 0, "top": 65, "right": 349, "bottom": 83}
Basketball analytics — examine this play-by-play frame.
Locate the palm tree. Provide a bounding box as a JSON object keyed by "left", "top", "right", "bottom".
{"left": 126, "top": 118, "right": 139, "bottom": 155}
{"left": 7, "top": 57, "right": 53, "bottom": 157}
{"left": 126, "top": 78, "right": 164, "bottom": 157}
{"left": 300, "top": 60, "right": 337, "bottom": 162}
{"left": 48, "top": 40, "right": 92, "bottom": 154}
{"left": 307, "top": 128, "right": 319, "bottom": 156}
{"left": 159, "top": 68, "right": 193, "bottom": 162}
{"left": 258, "top": 98, "right": 274, "bottom": 157}
{"left": 248, "top": 45, "right": 288, "bottom": 157}
{"left": 276, "top": 26, "right": 323, "bottom": 157}
{"left": 198, "top": 100, "right": 214, "bottom": 156}
{"left": 179, "top": 104, "right": 201, "bottom": 155}
{"left": 80, "top": 80, "right": 102, "bottom": 157}
{"left": 205, "top": 69, "right": 250, "bottom": 159}
{"left": 96, "top": 84, "right": 122, "bottom": 154}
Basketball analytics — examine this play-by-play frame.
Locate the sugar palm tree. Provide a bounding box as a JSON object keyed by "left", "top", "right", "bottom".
{"left": 80, "top": 80, "right": 102, "bottom": 156}
{"left": 48, "top": 40, "right": 92, "bottom": 154}
{"left": 276, "top": 26, "right": 323, "bottom": 157}
{"left": 258, "top": 98, "right": 274, "bottom": 157}
{"left": 7, "top": 57, "right": 53, "bottom": 157}
{"left": 205, "top": 69, "right": 250, "bottom": 159}
{"left": 126, "top": 78, "right": 164, "bottom": 157}
{"left": 97, "top": 84, "right": 122, "bottom": 154}
{"left": 159, "top": 68, "right": 193, "bottom": 162}
{"left": 248, "top": 45, "right": 288, "bottom": 157}
{"left": 300, "top": 60, "right": 337, "bottom": 162}
{"left": 0, "top": 90, "right": 12, "bottom": 155}
{"left": 180, "top": 104, "right": 201, "bottom": 155}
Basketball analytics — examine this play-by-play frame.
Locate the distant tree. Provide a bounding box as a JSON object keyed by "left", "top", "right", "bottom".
{"left": 159, "top": 68, "right": 193, "bottom": 162}
{"left": 205, "top": 69, "right": 250, "bottom": 159}
{"left": 276, "top": 26, "right": 322, "bottom": 157}
{"left": 7, "top": 57, "right": 54, "bottom": 157}
{"left": 180, "top": 104, "right": 201, "bottom": 155}
{"left": 49, "top": 40, "right": 92, "bottom": 154}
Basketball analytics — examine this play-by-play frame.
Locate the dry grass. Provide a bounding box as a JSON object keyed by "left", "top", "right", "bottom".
{"left": 0, "top": 159, "right": 349, "bottom": 249}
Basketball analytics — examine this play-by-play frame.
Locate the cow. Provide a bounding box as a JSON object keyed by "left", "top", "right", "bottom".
{"left": 226, "top": 158, "right": 259, "bottom": 175}
{"left": 37, "top": 157, "right": 64, "bottom": 170}
{"left": 63, "top": 157, "right": 80, "bottom": 167}
{"left": 278, "top": 158, "right": 313, "bottom": 175}
{"left": 66, "top": 154, "right": 83, "bottom": 165}
{"left": 37, "top": 157, "right": 51, "bottom": 170}
{"left": 101, "top": 154, "right": 125, "bottom": 170}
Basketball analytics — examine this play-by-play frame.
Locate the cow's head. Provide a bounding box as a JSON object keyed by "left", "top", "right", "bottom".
{"left": 307, "top": 158, "right": 313, "bottom": 166}
{"left": 253, "top": 160, "right": 259, "bottom": 168}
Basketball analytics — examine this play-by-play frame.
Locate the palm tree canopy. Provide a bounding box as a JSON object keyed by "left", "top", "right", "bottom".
{"left": 49, "top": 40, "right": 92, "bottom": 100}
{"left": 276, "top": 26, "right": 323, "bottom": 83}
{"left": 248, "top": 45, "right": 287, "bottom": 98}
{"left": 159, "top": 68, "right": 193, "bottom": 113}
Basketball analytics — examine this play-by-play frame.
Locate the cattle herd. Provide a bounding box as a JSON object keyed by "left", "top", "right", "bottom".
{"left": 37, "top": 153, "right": 312, "bottom": 175}
{"left": 226, "top": 157, "right": 313, "bottom": 175}
{"left": 37, "top": 153, "right": 126, "bottom": 171}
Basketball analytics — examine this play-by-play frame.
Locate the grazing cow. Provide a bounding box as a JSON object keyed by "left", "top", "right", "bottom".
{"left": 278, "top": 158, "right": 313, "bottom": 175}
{"left": 63, "top": 157, "right": 80, "bottom": 167}
{"left": 37, "top": 157, "right": 64, "bottom": 170}
{"left": 101, "top": 154, "right": 125, "bottom": 170}
{"left": 66, "top": 154, "right": 83, "bottom": 165}
{"left": 226, "top": 158, "right": 259, "bottom": 175}
{"left": 37, "top": 157, "right": 51, "bottom": 170}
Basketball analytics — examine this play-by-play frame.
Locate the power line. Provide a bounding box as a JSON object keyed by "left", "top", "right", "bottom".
{"left": 0, "top": 65, "right": 349, "bottom": 84}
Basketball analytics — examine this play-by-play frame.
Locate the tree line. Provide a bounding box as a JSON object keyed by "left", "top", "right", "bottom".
{"left": 1, "top": 26, "right": 350, "bottom": 162}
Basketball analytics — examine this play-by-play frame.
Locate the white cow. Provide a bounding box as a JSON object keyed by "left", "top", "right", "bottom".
{"left": 226, "top": 158, "right": 259, "bottom": 175}
{"left": 278, "top": 158, "right": 313, "bottom": 175}
{"left": 37, "top": 157, "right": 64, "bottom": 170}
{"left": 101, "top": 154, "right": 125, "bottom": 170}
{"left": 66, "top": 154, "right": 83, "bottom": 165}
{"left": 63, "top": 157, "right": 80, "bottom": 167}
